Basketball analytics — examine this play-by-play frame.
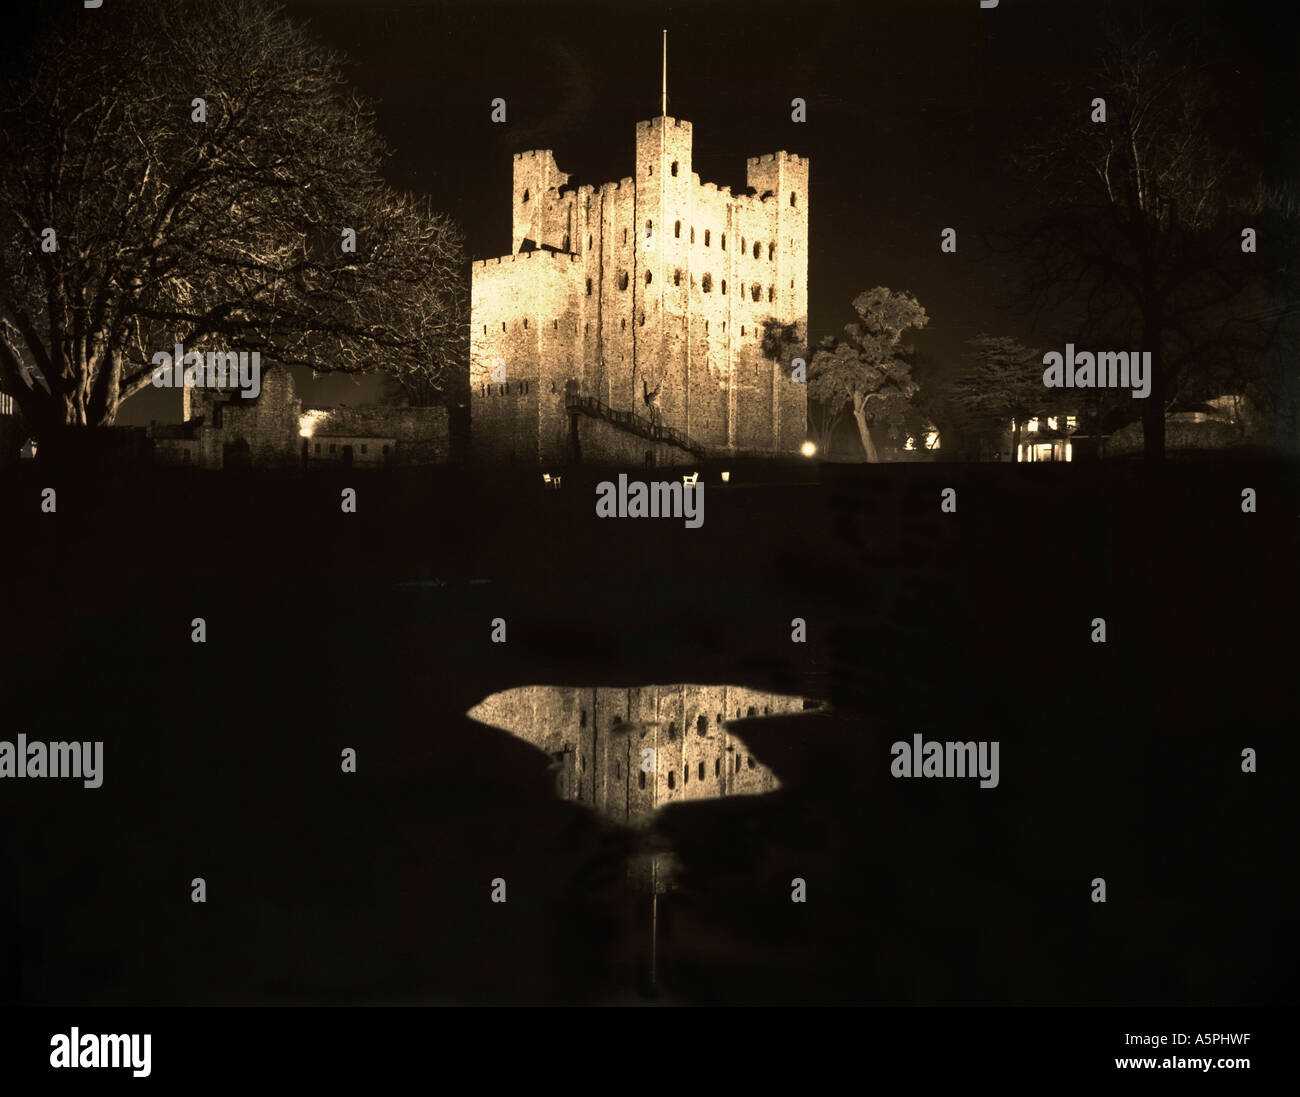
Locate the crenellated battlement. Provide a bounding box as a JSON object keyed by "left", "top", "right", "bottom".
{"left": 746, "top": 151, "right": 806, "bottom": 166}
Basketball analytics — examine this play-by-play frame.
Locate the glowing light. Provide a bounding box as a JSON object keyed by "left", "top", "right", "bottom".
{"left": 800, "top": 441, "right": 817, "bottom": 457}
{"left": 298, "top": 410, "right": 328, "bottom": 438}
{"left": 720, "top": 471, "right": 730, "bottom": 482}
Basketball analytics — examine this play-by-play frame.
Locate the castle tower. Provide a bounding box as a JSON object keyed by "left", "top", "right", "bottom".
{"left": 470, "top": 94, "right": 808, "bottom": 464}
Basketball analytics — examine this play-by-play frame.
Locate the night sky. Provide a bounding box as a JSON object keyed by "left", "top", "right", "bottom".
{"left": 20, "top": 0, "right": 1290, "bottom": 427}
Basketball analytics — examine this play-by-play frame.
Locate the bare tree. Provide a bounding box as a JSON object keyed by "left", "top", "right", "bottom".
{"left": 0, "top": 0, "right": 467, "bottom": 442}
{"left": 1003, "top": 17, "right": 1266, "bottom": 460}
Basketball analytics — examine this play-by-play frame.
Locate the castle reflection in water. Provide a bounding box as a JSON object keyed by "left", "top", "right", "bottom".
{"left": 468, "top": 684, "right": 810, "bottom": 827}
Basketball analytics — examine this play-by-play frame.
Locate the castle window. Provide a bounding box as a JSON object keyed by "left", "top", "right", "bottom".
{"left": 791, "top": 279, "right": 794, "bottom": 288}
{"left": 588, "top": 234, "right": 592, "bottom": 249}
{"left": 361, "top": 444, "right": 367, "bottom": 455}
{"left": 646, "top": 220, "right": 652, "bottom": 238}
{"left": 697, "top": 715, "right": 708, "bottom": 736}
{"left": 791, "top": 191, "right": 797, "bottom": 207}
{"left": 639, "top": 313, "right": 645, "bottom": 326}
{"left": 523, "top": 318, "right": 527, "bottom": 328}
{"left": 615, "top": 760, "right": 621, "bottom": 779}
{"left": 562, "top": 234, "right": 570, "bottom": 251}
{"left": 721, "top": 233, "right": 726, "bottom": 250}
{"left": 753, "top": 241, "right": 761, "bottom": 259}
{"left": 716, "top": 758, "right": 722, "bottom": 775}
{"left": 551, "top": 381, "right": 557, "bottom": 393}
{"left": 502, "top": 322, "right": 506, "bottom": 331}
{"left": 671, "top": 160, "right": 678, "bottom": 176}
{"left": 698, "top": 761, "right": 705, "bottom": 780}
{"left": 613, "top": 714, "right": 622, "bottom": 726}
{"left": 648, "top": 164, "right": 653, "bottom": 176}
{"left": 747, "top": 707, "right": 757, "bottom": 717}
{"left": 669, "top": 722, "right": 677, "bottom": 740}
{"left": 667, "top": 771, "right": 675, "bottom": 790}
{"left": 586, "top": 278, "right": 592, "bottom": 296}
{"left": 690, "top": 227, "right": 695, "bottom": 243}
{"left": 623, "top": 228, "right": 628, "bottom": 245}
{"left": 768, "top": 286, "right": 775, "bottom": 301}
{"left": 741, "top": 326, "right": 745, "bottom": 336}
{"left": 639, "top": 770, "right": 646, "bottom": 790}
{"left": 722, "top": 321, "right": 726, "bottom": 331}
{"left": 705, "top": 320, "right": 708, "bottom": 332}
{"left": 741, "top": 237, "right": 746, "bottom": 251}
{"left": 585, "top": 322, "right": 589, "bottom": 333}
{"left": 716, "top": 713, "right": 722, "bottom": 723}
{"left": 645, "top": 270, "right": 652, "bottom": 285}
{"left": 674, "top": 221, "right": 681, "bottom": 238}
{"left": 702, "top": 273, "right": 712, "bottom": 293}
{"left": 580, "top": 709, "right": 587, "bottom": 728}
{"left": 483, "top": 325, "right": 486, "bottom": 334}
{"left": 684, "top": 767, "right": 689, "bottom": 784}
{"left": 499, "top": 384, "right": 505, "bottom": 395}
{"left": 747, "top": 756, "right": 755, "bottom": 769}
{"left": 751, "top": 284, "right": 761, "bottom": 301}
{"left": 769, "top": 243, "right": 776, "bottom": 261}
{"left": 674, "top": 269, "right": 681, "bottom": 286}
{"left": 619, "top": 271, "right": 629, "bottom": 290}
{"left": 764, "top": 705, "right": 771, "bottom": 715}
{"left": 721, "top": 280, "right": 727, "bottom": 294}
{"left": 704, "top": 229, "right": 710, "bottom": 247}
{"left": 581, "top": 755, "right": 585, "bottom": 773}
{"left": 553, "top": 319, "right": 557, "bottom": 329}
{"left": 621, "top": 319, "right": 626, "bottom": 330}
{"left": 522, "top": 189, "right": 529, "bottom": 202}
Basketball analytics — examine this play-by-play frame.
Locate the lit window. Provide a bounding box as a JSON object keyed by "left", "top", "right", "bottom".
{"left": 1027, "top": 418, "right": 1039, "bottom": 432}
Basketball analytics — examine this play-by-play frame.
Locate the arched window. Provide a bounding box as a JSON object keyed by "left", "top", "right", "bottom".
{"left": 645, "top": 270, "right": 652, "bottom": 284}
{"left": 674, "top": 220, "right": 681, "bottom": 238}
{"left": 751, "top": 284, "right": 761, "bottom": 301}
{"left": 747, "top": 756, "right": 755, "bottom": 769}
{"left": 768, "top": 242, "right": 776, "bottom": 261}
{"left": 704, "top": 229, "right": 711, "bottom": 247}
{"left": 619, "top": 271, "right": 629, "bottom": 290}
{"left": 753, "top": 241, "right": 761, "bottom": 259}
{"left": 790, "top": 191, "right": 797, "bottom": 207}
{"left": 721, "top": 280, "right": 727, "bottom": 295}
{"left": 702, "top": 273, "right": 712, "bottom": 292}
{"left": 697, "top": 715, "right": 708, "bottom": 736}
{"left": 522, "top": 189, "right": 529, "bottom": 202}
{"left": 671, "top": 161, "right": 678, "bottom": 176}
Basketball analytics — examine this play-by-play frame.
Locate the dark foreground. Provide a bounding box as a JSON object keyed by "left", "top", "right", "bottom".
{"left": 0, "top": 457, "right": 1296, "bottom": 1005}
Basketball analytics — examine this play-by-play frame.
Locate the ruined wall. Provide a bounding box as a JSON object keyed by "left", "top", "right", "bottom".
{"left": 301, "top": 406, "right": 449, "bottom": 464}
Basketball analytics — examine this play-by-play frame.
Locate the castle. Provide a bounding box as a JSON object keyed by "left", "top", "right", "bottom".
{"left": 468, "top": 684, "right": 807, "bottom": 827}
{"left": 470, "top": 113, "right": 809, "bottom": 465}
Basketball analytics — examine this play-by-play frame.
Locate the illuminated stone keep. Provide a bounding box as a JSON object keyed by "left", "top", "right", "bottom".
{"left": 470, "top": 114, "right": 808, "bottom": 464}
